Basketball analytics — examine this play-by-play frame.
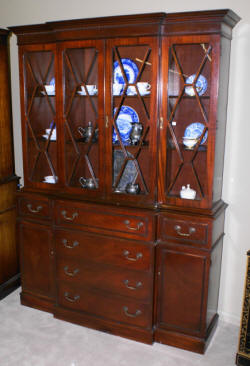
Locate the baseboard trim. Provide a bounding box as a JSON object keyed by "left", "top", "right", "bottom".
{"left": 0, "top": 273, "right": 20, "bottom": 300}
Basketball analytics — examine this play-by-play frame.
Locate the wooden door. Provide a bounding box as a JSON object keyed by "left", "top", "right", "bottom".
{"left": 155, "top": 244, "right": 210, "bottom": 336}
{"left": 18, "top": 221, "right": 54, "bottom": 301}
{"left": 105, "top": 37, "right": 159, "bottom": 207}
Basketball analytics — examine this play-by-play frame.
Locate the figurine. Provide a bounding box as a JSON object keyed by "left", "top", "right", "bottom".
{"left": 180, "top": 184, "right": 196, "bottom": 200}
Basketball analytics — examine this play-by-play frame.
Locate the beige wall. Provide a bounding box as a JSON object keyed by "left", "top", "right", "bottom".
{"left": 1, "top": 0, "right": 250, "bottom": 326}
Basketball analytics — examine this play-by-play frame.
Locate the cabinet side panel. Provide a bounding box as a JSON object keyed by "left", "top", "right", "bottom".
{"left": 212, "top": 36, "right": 231, "bottom": 203}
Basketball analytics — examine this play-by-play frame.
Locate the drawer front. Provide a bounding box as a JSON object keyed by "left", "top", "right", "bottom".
{"left": 158, "top": 215, "right": 209, "bottom": 246}
{"left": 18, "top": 196, "right": 51, "bottom": 220}
{"left": 55, "top": 229, "right": 153, "bottom": 271}
{"left": 54, "top": 200, "right": 154, "bottom": 241}
{"left": 58, "top": 284, "right": 152, "bottom": 329}
{"left": 56, "top": 258, "right": 152, "bottom": 302}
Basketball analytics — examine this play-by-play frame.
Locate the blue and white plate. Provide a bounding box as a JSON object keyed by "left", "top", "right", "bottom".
{"left": 113, "top": 58, "right": 139, "bottom": 84}
{"left": 112, "top": 106, "right": 139, "bottom": 144}
{"left": 185, "top": 74, "right": 207, "bottom": 96}
{"left": 184, "top": 122, "right": 208, "bottom": 144}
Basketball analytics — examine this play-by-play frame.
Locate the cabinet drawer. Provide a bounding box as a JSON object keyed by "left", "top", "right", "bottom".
{"left": 158, "top": 215, "right": 209, "bottom": 246}
{"left": 56, "top": 258, "right": 152, "bottom": 302}
{"left": 55, "top": 229, "right": 153, "bottom": 271}
{"left": 18, "top": 196, "right": 51, "bottom": 220}
{"left": 54, "top": 200, "right": 154, "bottom": 241}
{"left": 58, "top": 284, "right": 152, "bottom": 329}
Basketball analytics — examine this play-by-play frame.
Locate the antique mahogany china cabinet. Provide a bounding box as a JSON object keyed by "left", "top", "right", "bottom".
{"left": 10, "top": 9, "right": 240, "bottom": 353}
{"left": 0, "top": 29, "right": 19, "bottom": 299}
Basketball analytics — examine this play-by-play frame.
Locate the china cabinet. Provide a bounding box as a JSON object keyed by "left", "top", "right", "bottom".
{"left": 10, "top": 9, "right": 240, "bottom": 353}
{"left": 0, "top": 29, "right": 19, "bottom": 299}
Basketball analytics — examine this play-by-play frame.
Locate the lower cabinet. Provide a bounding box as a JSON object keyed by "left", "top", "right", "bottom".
{"left": 18, "top": 220, "right": 55, "bottom": 311}
{"left": 17, "top": 193, "right": 225, "bottom": 353}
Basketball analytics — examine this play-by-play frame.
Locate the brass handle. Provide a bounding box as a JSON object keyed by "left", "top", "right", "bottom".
{"left": 123, "top": 250, "right": 143, "bottom": 262}
{"left": 27, "top": 203, "right": 42, "bottom": 213}
{"left": 160, "top": 116, "right": 164, "bottom": 130}
{"left": 174, "top": 225, "right": 196, "bottom": 237}
{"left": 61, "top": 210, "right": 78, "bottom": 221}
{"left": 64, "top": 292, "right": 80, "bottom": 303}
{"left": 123, "top": 279, "right": 142, "bottom": 290}
{"left": 64, "top": 266, "right": 79, "bottom": 277}
{"left": 123, "top": 306, "right": 142, "bottom": 318}
{"left": 105, "top": 115, "right": 109, "bottom": 128}
{"left": 62, "top": 239, "right": 79, "bottom": 249}
{"left": 124, "top": 219, "right": 144, "bottom": 231}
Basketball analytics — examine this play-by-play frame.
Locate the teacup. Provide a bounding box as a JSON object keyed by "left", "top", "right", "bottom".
{"left": 44, "top": 85, "right": 55, "bottom": 95}
{"left": 45, "top": 129, "right": 56, "bottom": 140}
{"left": 182, "top": 137, "right": 199, "bottom": 149}
{"left": 81, "top": 85, "right": 98, "bottom": 95}
{"left": 125, "top": 183, "right": 140, "bottom": 194}
{"left": 113, "top": 83, "right": 123, "bottom": 96}
{"left": 137, "top": 82, "right": 151, "bottom": 95}
{"left": 43, "top": 175, "right": 57, "bottom": 184}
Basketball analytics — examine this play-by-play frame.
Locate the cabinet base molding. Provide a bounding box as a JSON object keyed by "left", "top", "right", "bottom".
{"left": 20, "top": 291, "right": 54, "bottom": 313}
{"left": 154, "top": 315, "right": 219, "bottom": 354}
{"left": 54, "top": 305, "right": 154, "bottom": 345}
{"left": 0, "top": 273, "right": 20, "bottom": 300}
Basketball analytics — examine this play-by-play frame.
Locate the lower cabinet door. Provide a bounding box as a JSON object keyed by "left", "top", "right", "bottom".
{"left": 18, "top": 220, "right": 54, "bottom": 300}
{"left": 156, "top": 244, "right": 209, "bottom": 335}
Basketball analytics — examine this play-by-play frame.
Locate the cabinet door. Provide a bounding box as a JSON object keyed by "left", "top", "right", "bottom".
{"left": 58, "top": 40, "right": 105, "bottom": 197}
{"left": 156, "top": 245, "right": 209, "bottom": 336}
{"left": 19, "top": 44, "right": 59, "bottom": 188}
{"left": 105, "top": 37, "right": 158, "bottom": 206}
{"left": 18, "top": 221, "right": 54, "bottom": 300}
{"left": 159, "top": 35, "right": 220, "bottom": 209}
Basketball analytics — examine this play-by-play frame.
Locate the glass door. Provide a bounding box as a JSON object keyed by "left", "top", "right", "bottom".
{"left": 22, "top": 44, "right": 58, "bottom": 187}
{"left": 106, "top": 37, "right": 158, "bottom": 206}
{"left": 159, "top": 36, "right": 218, "bottom": 208}
{"left": 60, "top": 40, "right": 104, "bottom": 196}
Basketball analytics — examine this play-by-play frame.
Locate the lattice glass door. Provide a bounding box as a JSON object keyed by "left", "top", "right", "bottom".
{"left": 106, "top": 38, "right": 158, "bottom": 204}
{"left": 161, "top": 38, "right": 214, "bottom": 206}
{"left": 62, "top": 41, "right": 103, "bottom": 193}
{"left": 23, "top": 47, "right": 57, "bottom": 185}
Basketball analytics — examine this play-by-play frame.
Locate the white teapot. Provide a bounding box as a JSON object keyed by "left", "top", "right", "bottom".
{"left": 180, "top": 184, "right": 196, "bottom": 200}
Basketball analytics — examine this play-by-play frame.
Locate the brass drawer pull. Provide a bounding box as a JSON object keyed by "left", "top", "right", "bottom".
{"left": 64, "top": 265, "right": 79, "bottom": 277}
{"left": 123, "top": 306, "right": 142, "bottom": 318}
{"left": 62, "top": 239, "right": 79, "bottom": 249}
{"left": 61, "top": 210, "right": 78, "bottom": 221}
{"left": 123, "top": 250, "right": 143, "bottom": 262}
{"left": 174, "top": 225, "right": 196, "bottom": 237}
{"left": 124, "top": 219, "right": 144, "bottom": 231}
{"left": 64, "top": 292, "right": 80, "bottom": 302}
{"left": 123, "top": 279, "right": 142, "bottom": 290}
{"left": 27, "top": 203, "right": 42, "bottom": 213}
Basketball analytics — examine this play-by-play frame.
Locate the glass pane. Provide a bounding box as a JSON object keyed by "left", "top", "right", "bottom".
{"left": 166, "top": 43, "right": 212, "bottom": 201}
{"left": 63, "top": 47, "right": 99, "bottom": 190}
{"left": 111, "top": 44, "right": 152, "bottom": 196}
{"left": 24, "top": 50, "right": 57, "bottom": 184}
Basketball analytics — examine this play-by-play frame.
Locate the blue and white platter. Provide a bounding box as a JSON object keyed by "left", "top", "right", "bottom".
{"left": 185, "top": 74, "right": 207, "bottom": 96}
{"left": 113, "top": 58, "right": 139, "bottom": 84}
{"left": 184, "top": 122, "right": 208, "bottom": 144}
{"left": 112, "top": 105, "right": 139, "bottom": 144}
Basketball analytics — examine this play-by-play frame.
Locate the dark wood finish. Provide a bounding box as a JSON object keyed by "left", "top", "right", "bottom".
{"left": 11, "top": 10, "right": 239, "bottom": 353}
{"left": 236, "top": 251, "right": 250, "bottom": 365}
{"left": 0, "top": 30, "right": 20, "bottom": 299}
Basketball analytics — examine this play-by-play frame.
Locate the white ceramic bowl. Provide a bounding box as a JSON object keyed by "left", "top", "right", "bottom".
{"left": 182, "top": 137, "right": 198, "bottom": 149}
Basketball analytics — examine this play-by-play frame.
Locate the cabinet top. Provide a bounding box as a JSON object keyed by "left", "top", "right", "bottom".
{"left": 9, "top": 9, "right": 240, "bottom": 45}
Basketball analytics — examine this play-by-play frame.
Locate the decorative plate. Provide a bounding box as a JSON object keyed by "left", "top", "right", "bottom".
{"left": 50, "top": 77, "right": 55, "bottom": 86}
{"left": 113, "top": 150, "right": 137, "bottom": 191}
{"left": 185, "top": 74, "right": 207, "bottom": 96}
{"left": 112, "top": 106, "right": 139, "bottom": 144}
{"left": 184, "top": 122, "right": 208, "bottom": 144}
{"left": 113, "top": 58, "right": 139, "bottom": 84}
